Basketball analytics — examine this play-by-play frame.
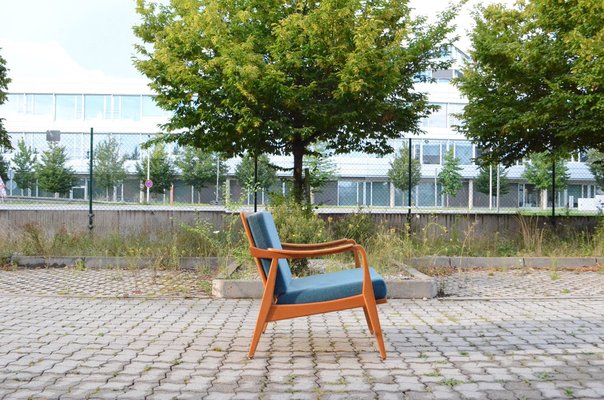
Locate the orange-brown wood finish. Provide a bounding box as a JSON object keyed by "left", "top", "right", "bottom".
{"left": 240, "top": 212, "right": 387, "bottom": 360}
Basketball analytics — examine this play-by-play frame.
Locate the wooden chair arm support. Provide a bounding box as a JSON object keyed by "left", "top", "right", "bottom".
{"left": 249, "top": 243, "right": 355, "bottom": 259}
{"left": 281, "top": 239, "right": 356, "bottom": 250}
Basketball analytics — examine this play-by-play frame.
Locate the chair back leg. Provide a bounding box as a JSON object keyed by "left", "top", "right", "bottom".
{"left": 363, "top": 294, "right": 387, "bottom": 360}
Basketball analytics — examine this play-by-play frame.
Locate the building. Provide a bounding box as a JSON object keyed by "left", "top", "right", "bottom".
{"left": 0, "top": 47, "right": 600, "bottom": 210}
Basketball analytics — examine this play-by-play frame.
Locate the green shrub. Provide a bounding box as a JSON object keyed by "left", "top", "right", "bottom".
{"left": 330, "top": 211, "right": 377, "bottom": 246}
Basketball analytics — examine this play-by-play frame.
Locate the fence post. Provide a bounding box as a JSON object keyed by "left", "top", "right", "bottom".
{"left": 407, "top": 138, "right": 412, "bottom": 224}
{"left": 88, "top": 127, "right": 94, "bottom": 232}
{"left": 552, "top": 157, "right": 556, "bottom": 226}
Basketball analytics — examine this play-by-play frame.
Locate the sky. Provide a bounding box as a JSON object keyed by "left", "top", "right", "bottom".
{"left": 0, "top": 0, "right": 515, "bottom": 89}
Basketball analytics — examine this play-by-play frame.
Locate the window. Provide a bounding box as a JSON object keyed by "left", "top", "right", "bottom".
{"left": 56, "top": 95, "right": 83, "bottom": 120}
{"left": 338, "top": 181, "right": 358, "bottom": 206}
{"left": 370, "top": 182, "right": 389, "bottom": 206}
{"left": 422, "top": 141, "right": 441, "bottom": 164}
{"left": 447, "top": 103, "right": 464, "bottom": 128}
{"left": 454, "top": 142, "right": 473, "bottom": 165}
{"left": 142, "top": 96, "right": 166, "bottom": 117}
{"left": 85, "top": 95, "right": 106, "bottom": 120}
{"left": 33, "top": 94, "right": 53, "bottom": 116}
{"left": 119, "top": 96, "right": 141, "bottom": 120}
{"left": 428, "top": 103, "right": 447, "bottom": 128}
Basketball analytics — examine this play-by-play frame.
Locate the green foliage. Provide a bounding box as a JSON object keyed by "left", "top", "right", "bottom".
{"left": 270, "top": 197, "right": 328, "bottom": 276}
{"left": 0, "top": 153, "right": 8, "bottom": 182}
{"left": 36, "top": 143, "right": 76, "bottom": 196}
{"left": 235, "top": 153, "right": 278, "bottom": 196}
{"left": 587, "top": 150, "right": 604, "bottom": 190}
{"left": 455, "top": 0, "right": 604, "bottom": 165}
{"left": 438, "top": 149, "right": 463, "bottom": 203}
{"left": 133, "top": 0, "right": 460, "bottom": 200}
{"left": 12, "top": 139, "right": 37, "bottom": 193}
{"left": 330, "top": 212, "right": 377, "bottom": 247}
{"left": 136, "top": 144, "right": 176, "bottom": 194}
{"left": 303, "top": 144, "right": 338, "bottom": 193}
{"left": 176, "top": 147, "right": 228, "bottom": 201}
{"left": 475, "top": 165, "right": 510, "bottom": 196}
{"left": 388, "top": 145, "right": 421, "bottom": 193}
{"left": 522, "top": 152, "right": 569, "bottom": 191}
{"left": 94, "top": 137, "right": 127, "bottom": 200}
{"left": 0, "top": 49, "right": 11, "bottom": 149}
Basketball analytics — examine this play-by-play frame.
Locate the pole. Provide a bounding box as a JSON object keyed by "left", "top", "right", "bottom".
{"left": 253, "top": 154, "right": 258, "bottom": 212}
{"left": 215, "top": 154, "right": 220, "bottom": 204}
{"left": 407, "top": 138, "right": 412, "bottom": 223}
{"left": 146, "top": 144, "right": 150, "bottom": 203}
{"left": 496, "top": 163, "right": 500, "bottom": 213}
{"left": 552, "top": 158, "right": 556, "bottom": 225}
{"left": 489, "top": 164, "right": 493, "bottom": 209}
{"left": 88, "top": 127, "right": 94, "bottom": 231}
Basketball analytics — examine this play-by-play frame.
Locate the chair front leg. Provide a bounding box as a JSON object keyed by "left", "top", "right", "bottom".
{"left": 249, "top": 258, "right": 279, "bottom": 359}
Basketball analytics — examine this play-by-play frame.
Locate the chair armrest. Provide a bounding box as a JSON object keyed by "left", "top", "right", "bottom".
{"left": 281, "top": 239, "right": 356, "bottom": 250}
{"left": 249, "top": 243, "right": 355, "bottom": 259}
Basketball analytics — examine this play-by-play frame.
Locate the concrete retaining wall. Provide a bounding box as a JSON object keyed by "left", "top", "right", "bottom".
{"left": 0, "top": 208, "right": 600, "bottom": 239}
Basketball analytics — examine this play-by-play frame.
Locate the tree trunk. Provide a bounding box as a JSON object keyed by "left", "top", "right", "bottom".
{"left": 292, "top": 138, "right": 305, "bottom": 203}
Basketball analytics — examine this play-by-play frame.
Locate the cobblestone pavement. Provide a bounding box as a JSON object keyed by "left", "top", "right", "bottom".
{"left": 439, "top": 269, "right": 604, "bottom": 298}
{"left": 0, "top": 269, "right": 211, "bottom": 298}
{"left": 0, "top": 296, "right": 603, "bottom": 399}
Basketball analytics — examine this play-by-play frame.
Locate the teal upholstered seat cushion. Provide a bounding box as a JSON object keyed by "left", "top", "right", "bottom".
{"left": 246, "top": 212, "right": 293, "bottom": 296}
{"left": 277, "top": 267, "right": 387, "bottom": 305}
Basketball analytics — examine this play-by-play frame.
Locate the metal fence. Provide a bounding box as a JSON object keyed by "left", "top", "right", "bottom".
{"left": 0, "top": 132, "right": 602, "bottom": 219}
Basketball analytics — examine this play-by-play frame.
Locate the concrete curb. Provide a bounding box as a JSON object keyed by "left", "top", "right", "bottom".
{"left": 212, "top": 265, "right": 437, "bottom": 299}
{"left": 8, "top": 255, "right": 228, "bottom": 271}
{"left": 405, "top": 256, "right": 602, "bottom": 269}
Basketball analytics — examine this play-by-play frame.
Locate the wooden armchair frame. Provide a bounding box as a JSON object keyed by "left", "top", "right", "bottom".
{"left": 241, "top": 212, "right": 387, "bottom": 359}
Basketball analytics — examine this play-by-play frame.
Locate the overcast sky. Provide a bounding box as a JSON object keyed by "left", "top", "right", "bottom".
{"left": 0, "top": 0, "right": 515, "bottom": 88}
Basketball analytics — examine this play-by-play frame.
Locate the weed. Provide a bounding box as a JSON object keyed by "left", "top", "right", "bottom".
{"left": 564, "top": 387, "right": 574, "bottom": 398}
{"left": 439, "top": 378, "right": 464, "bottom": 387}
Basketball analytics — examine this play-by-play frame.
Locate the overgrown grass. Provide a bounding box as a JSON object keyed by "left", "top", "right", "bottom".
{"left": 1, "top": 209, "right": 602, "bottom": 276}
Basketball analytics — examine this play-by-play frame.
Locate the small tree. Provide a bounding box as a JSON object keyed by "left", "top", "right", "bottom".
{"left": 177, "top": 147, "right": 228, "bottom": 202}
{"left": 587, "top": 150, "right": 604, "bottom": 190}
{"left": 12, "top": 139, "right": 37, "bottom": 195}
{"left": 0, "top": 48, "right": 11, "bottom": 149}
{"left": 37, "top": 143, "right": 76, "bottom": 197}
{"left": 235, "top": 153, "right": 278, "bottom": 199}
{"left": 475, "top": 165, "right": 510, "bottom": 196}
{"left": 438, "top": 149, "right": 463, "bottom": 207}
{"left": 522, "top": 152, "right": 569, "bottom": 192}
{"left": 136, "top": 144, "right": 176, "bottom": 197}
{"left": 388, "top": 145, "right": 422, "bottom": 200}
{"left": 94, "top": 138, "right": 127, "bottom": 200}
{"left": 0, "top": 153, "right": 8, "bottom": 182}
{"left": 303, "top": 144, "right": 338, "bottom": 195}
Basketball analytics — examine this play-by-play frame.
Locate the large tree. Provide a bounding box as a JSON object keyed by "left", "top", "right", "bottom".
{"left": 303, "top": 144, "right": 337, "bottom": 194}
{"left": 388, "top": 144, "right": 422, "bottom": 194}
{"left": 133, "top": 0, "right": 459, "bottom": 201}
{"left": 455, "top": 0, "right": 604, "bottom": 166}
{"left": 522, "top": 152, "right": 569, "bottom": 192}
{"left": 587, "top": 150, "right": 604, "bottom": 190}
{"left": 12, "top": 139, "right": 37, "bottom": 195}
{"left": 0, "top": 48, "right": 11, "bottom": 150}
{"left": 136, "top": 144, "right": 176, "bottom": 196}
{"left": 176, "top": 147, "right": 228, "bottom": 202}
{"left": 94, "top": 138, "right": 127, "bottom": 200}
{"left": 37, "top": 144, "right": 76, "bottom": 197}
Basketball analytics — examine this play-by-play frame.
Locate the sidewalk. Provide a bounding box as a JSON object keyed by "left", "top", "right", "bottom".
{"left": 0, "top": 268, "right": 603, "bottom": 399}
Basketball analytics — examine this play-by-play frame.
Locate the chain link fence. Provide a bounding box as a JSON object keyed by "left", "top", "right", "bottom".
{"left": 1, "top": 132, "right": 602, "bottom": 219}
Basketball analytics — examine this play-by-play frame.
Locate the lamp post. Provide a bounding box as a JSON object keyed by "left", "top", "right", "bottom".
{"left": 146, "top": 137, "right": 151, "bottom": 203}
{"left": 88, "top": 128, "right": 94, "bottom": 231}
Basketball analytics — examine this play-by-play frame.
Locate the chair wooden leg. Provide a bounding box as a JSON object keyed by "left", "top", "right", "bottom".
{"left": 362, "top": 305, "right": 374, "bottom": 335}
{"left": 249, "top": 295, "right": 273, "bottom": 359}
{"left": 364, "top": 296, "right": 386, "bottom": 360}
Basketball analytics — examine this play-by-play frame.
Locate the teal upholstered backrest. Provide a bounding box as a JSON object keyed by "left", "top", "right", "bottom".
{"left": 246, "top": 212, "right": 292, "bottom": 296}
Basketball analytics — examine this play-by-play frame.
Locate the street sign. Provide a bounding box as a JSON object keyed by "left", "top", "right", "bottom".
{"left": 145, "top": 179, "right": 153, "bottom": 189}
